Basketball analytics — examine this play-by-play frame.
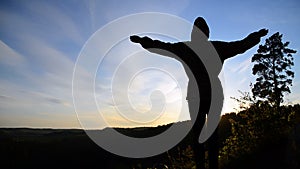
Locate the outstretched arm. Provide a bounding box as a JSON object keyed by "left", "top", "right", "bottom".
{"left": 212, "top": 29, "right": 268, "bottom": 62}
{"left": 130, "top": 35, "right": 176, "bottom": 57}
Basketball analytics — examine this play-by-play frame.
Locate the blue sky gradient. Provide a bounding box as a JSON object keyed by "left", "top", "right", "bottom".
{"left": 0, "top": 0, "right": 299, "bottom": 128}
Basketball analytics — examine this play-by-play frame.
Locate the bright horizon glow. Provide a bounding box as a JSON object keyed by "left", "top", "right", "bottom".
{"left": 0, "top": 0, "right": 299, "bottom": 129}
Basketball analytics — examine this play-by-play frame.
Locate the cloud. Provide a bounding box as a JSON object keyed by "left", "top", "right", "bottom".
{"left": 4, "top": 0, "right": 299, "bottom": 128}
{"left": 0, "top": 2, "right": 88, "bottom": 128}
{"left": 93, "top": 48, "right": 188, "bottom": 123}
{"left": 0, "top": 36, "right": 77, "bottom": 103}
{"left": 86, "top": 0, "right": 190, "bottom": 28}
{"left": 227, "top": 56, "right": 252, "bottom": 74}
{"left": 0, "top": 40, "right": 26, "bottom": 67}
{"left": 91, "top": 48, "right": 189, "bottom": 126}
{"left": 0, "top": 94, "right": 14, "bottom": 101}
{"left": 0, "top": 1, "right": 90, "bottom": 96}
{"left": 23, "top": 1, "right": 86, "bottom": 45}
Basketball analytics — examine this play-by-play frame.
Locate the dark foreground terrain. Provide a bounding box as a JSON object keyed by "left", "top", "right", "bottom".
{"left": 1, "top": 118, "right": 299, "bottom": 169}
{"left": 0, "top": 122, "right": 194, "bottom": 169}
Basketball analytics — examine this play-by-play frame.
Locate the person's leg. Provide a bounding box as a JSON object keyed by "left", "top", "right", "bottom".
{"left": 208, "top": 127, "right": 219, "bottom": 169}
{"left": 191, "top": 132, "right": 205, "bottom": 169}
{"left": 188, "top": 98, "right": 207, "bottom": 169}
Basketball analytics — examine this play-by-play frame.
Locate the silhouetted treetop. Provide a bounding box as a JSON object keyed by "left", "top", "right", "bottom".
{"left": 251, "top": 32, "right": 296, "bottom": 108}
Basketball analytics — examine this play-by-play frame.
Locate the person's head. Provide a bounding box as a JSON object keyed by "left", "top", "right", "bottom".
{"left": 191, "top": 17, "right": 210, "bottom": 41}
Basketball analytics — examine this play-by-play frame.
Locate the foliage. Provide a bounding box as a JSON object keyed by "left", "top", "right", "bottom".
{"left": 219, "top": 91, "right": 299, "bottom": 169}
{"left": 219, "top": 32, "right": 298, "bottom": 167}
{"left": 166, "top": 146, "right": 196, "bottom": 169}
{"left": 230, "top": 90, "right": 256, "bottom": 111}
{"left": 251, "top": 32, "right": 296, "bottom": 107}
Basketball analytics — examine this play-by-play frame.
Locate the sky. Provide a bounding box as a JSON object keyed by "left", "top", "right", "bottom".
{"left": 0, "top": 0, "right": 299, "bottom": 129}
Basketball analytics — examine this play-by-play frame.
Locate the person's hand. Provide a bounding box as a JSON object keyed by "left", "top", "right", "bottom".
{"left": 251, "top": 29, "right": 268, "bottom": 39}
{"left": 130, "top": 35, "right": 142, "bottom": 43}
{"left": 256, "top": 28, "right": 268, "bottom": 37}
{"left": 248, "top": 29, "right": 268, "bottom": 44}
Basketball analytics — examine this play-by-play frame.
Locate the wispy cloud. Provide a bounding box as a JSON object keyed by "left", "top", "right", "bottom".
{"left": 1, "top": 0, "right": 299, "bottom": 128}
{"left": 0, "top": 1, "right": 86, "bottom": 127}
{"left": 86, "top": 0, "right": 190, "bottom": 26}
{"left": 22, "top": 0, "right": 86, "bottom": 46}
{"left": 0, "top": 40, "right": 26, "bottom": 67}
{"left": 227, "top": 56, "right": 252, "bottom": 74}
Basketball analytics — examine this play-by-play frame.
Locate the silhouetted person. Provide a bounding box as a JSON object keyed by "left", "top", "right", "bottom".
{"left": 130, "top": 17, "right": 268, "bottom": 169}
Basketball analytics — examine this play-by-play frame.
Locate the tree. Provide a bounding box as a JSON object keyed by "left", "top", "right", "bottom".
{"left": 251, "top": 32, "right": 296, "bottom": 108}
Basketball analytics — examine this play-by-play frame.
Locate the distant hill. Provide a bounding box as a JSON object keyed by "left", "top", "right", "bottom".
{"left": 2, "top": 114, "right": 298, "bottom": 169}
{"left": 0, "top": 121, "right": 194, "bottom": 169}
